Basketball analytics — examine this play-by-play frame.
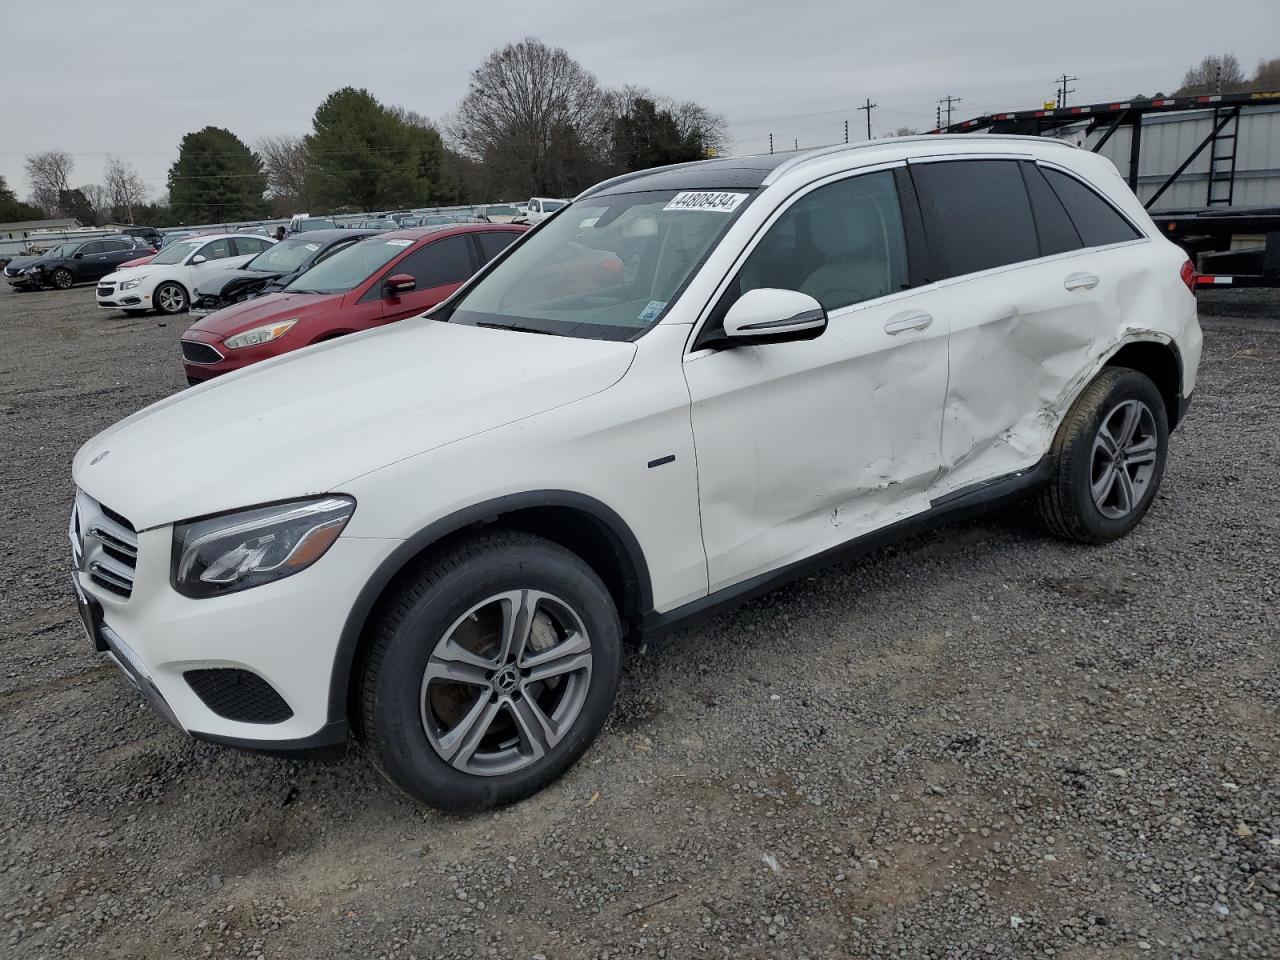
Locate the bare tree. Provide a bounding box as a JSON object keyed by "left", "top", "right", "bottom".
{"left": 448, "top": 37, "right": 608, "bottom": 197}
{"left": 258, "top": 135, "right": 312, "bottom": 210}
{"left": 1176, "top": 54, "right": 1247, "bottom": 95}
{"left": 1253, "top": 57, "right": 1280, "bottom": 92}
{"left": 892, "top": 127, "right": 921, "bottom": 137}
{"left": 24, "top": 150, "right": 73, "bottom": 216}
{"left": 103, "top": 155, "right": 147, "bottom": 224}
{"left": 80, "top": 184, "right": 112, "bottom": 225}
{"left": 668, "top": 100, "right": 730, "bottom": 157}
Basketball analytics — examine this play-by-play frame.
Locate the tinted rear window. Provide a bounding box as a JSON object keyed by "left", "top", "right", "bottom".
{"left": 1042, "top": 169, "right": 1142, "bottom": 247}
{"left": 910, "top": 160, "right": 1039, "bottom": 279}
{"left": 1021, "top": 163, "right": 1083, "bottom": 256}
{"left": 477, "top": 231, "right": 518, "bottom": 263}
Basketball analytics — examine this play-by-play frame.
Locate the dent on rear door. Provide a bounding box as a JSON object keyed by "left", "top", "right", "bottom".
{"left": 940, "top": 252, "right": 1114, "bottom": 488}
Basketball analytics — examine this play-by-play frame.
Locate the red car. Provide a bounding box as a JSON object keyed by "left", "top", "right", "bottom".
{"left": 180, "top": 224, "right": 525, "bottom": 384}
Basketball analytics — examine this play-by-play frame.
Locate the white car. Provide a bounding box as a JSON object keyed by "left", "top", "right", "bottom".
{"left": 70, "top": 136, "right": 1201, "bottom": 811}
{"left": 96, "top": 233, "right": 275, "bottom": 314}
{"left": 523, "top": 197, "right": 568, "bottom": 224}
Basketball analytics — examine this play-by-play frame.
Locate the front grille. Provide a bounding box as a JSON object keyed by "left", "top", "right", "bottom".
{"left": 97, "top": 284, "right": 114, "bottom": 297}
{"left": 184, "top": 669, "right": 294, "bottom": 724}
{"left": 181, "top": 340, "right": 223, "bottom": 364}
{"left": 71, "top": 491, "right": 138, "bottom": 599}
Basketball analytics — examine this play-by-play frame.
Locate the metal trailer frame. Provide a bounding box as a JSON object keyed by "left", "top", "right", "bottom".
{"left": 938, "top": 90, "right": 1280, "bottom": 288}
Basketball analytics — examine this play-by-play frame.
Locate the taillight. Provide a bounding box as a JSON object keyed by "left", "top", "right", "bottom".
{"left": 1179, "top": 259, "right": 1196, "bottom": 293}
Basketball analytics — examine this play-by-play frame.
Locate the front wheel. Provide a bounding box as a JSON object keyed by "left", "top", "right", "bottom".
{"left": 154, "top": 281, "right": 188, "bottom": 314}
{"left": 358, "top": 531, "right": 622, "bottom": 811}
{"left": 1036, "top": 367, "right": 1169, "bottom": 543}
{"left": 51, "top": 268, "right": 74, "bottom": 290}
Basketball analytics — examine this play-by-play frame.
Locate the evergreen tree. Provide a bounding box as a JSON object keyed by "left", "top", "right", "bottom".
{"left": 167, "top": 127, "right": 268, "bottom": 223}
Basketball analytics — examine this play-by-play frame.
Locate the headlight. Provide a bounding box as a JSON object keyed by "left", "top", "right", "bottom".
{"left": 223, "top": 319, "right": 298, "bottom": 349}
{"left": 171, "top": 496, "right": 355, "bottom": 598}
{"left": 25, "top": 265, "right": 42, "bottom": 274}
{"left": 119, "top": 277, "right": 143, "bottom": 290}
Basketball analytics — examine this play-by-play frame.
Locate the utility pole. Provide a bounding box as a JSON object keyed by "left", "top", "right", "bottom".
{"left": 794, "top": 138, "right": 798, "bottom": 150}
{"left": 936, "top": 103, "right": 942, "bottom": 131}
{"left": 1055, "top": 74, "right": 1077, "bottom": 108}
{"left": 858, "top": 98, "right": 877, "bottom": 140}
{"left": 769, "top": 133, "right": 773, "bottom": 154}
{"left": 844, "top": 119, "right": 849, "bottom": 144}
{"left": 938, "top": 95, "right": 962, "bottom": 128}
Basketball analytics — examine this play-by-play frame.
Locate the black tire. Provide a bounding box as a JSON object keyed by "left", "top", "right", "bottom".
{"left": 1036, "top": 367, "right": 1169, "bottom": 544}
{"left": 358, "top": 531, "right": 622, "bottom": 811}
{"left": 154, "top": 281, "right": 188, "bottom": 314}
{"left": 51, "top": 268, "right": 74, "bottom": 290}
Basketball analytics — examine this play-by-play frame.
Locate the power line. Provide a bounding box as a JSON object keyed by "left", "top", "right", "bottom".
{"left": 857, "top": 98, "right": 877, "bottom": 140}
{"left": 938, "top": 95, "right": 962, "bottom": 127}
{"left": 1055, "top": 74, "right": 1078, "bottom": 108}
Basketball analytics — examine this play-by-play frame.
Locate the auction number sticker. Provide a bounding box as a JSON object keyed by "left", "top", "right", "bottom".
{"left": 385, "top": 239, "right": 414, "bottom": 246}
{"left": 664, "top": 191, "right": 747, "bottom": 213}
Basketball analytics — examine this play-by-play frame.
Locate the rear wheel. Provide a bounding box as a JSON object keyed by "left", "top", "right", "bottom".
{"left": 155, "top": 282, "right": 188, "bottom": 314}
{"left": 51, "top": 268, "right": 74, "bottom": 290}
{"left": 1036, "top": 367, "right": 1169, "bottom": 543}
{"left": 358, "top": 531, "right": 621, "bottom": 811}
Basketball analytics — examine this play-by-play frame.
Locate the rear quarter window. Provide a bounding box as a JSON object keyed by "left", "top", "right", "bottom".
{"left": 910, "top": 159, "right": 1039, "bottom": 279}
{"left": 1042, "top": 168, "right": 1142, "bottom": 247}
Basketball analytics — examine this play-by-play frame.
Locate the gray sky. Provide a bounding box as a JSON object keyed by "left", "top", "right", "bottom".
{"left": 2, "top": 0, "right": 1276, "bottom": 203}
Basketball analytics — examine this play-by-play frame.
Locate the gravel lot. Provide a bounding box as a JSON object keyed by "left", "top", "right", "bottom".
{"left": 1, "top": 283, "right": 1276, "bottom": 960}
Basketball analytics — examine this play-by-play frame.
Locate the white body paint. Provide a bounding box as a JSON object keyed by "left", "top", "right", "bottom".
{"left": 71, "top": 136, "right": 1200, "bottom": 744}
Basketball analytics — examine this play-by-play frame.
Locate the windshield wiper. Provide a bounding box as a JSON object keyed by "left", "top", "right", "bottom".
{"left": 474, "top": 321, "right": 559, "bottom": 336}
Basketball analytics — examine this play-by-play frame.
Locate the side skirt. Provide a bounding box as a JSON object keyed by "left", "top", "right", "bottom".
{"left": 641, "top": 458, "right": 1051, "bottom": 639}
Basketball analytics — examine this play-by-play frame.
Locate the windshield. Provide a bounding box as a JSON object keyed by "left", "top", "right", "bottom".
{"left": 244, "top": 238, "right": 320, "bottom": 274}
{"left": 448, "top": 189, "right": 751, "bottom": 341}
{"left": 285, "top": 236, "right": 408, "bottom": 294}
{"left": 43, "top": 243, "right": 79, "bottom": 259}
{"left": 151, "top": 239, "right": 203, "bottom": 265}
{"left": 296, "top": 218, "right": 336, "bottom": 232}
{"left": 485, "top": 206, "right": 517, "bottom": 216}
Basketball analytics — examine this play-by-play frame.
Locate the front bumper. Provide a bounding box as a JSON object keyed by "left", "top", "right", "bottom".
{"left": 74, "top": 509, "right": 397, "bottom": 749}
{"left": 181, "top": 329, "right": 293, "bottom": 384}
{"left": 97, "top": 282, "right": 152, "bottom": 310}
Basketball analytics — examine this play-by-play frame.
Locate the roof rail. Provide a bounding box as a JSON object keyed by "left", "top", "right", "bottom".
{"left": 761, "top": 133, "right": 1073, "bottom": 184}
{"left": 576, "top": 160, "right": 709, "bottom": 200}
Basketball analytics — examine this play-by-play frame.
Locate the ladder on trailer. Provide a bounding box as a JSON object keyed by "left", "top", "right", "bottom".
{"left": 1206, "top": 105, "right": 1240, "bottom": 206}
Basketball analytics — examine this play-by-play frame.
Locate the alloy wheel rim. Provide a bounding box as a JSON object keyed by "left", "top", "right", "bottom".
{"left": 55, "top": 271, "right": 72, "bottom": 288}
{"left": 159, "top": 286, "right": 182, "bottom": 311}
{"left": 420, "top": 589, "right": 593, "bottom": 777}
{"left": 1090, "top": 399, "right": 1157, "bottom": 519}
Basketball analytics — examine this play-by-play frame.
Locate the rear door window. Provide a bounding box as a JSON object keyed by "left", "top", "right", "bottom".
{"left": 1020, "top": 162, "right": 1083, "bottom": 256}
{"left": 1042, "top": 168, "right": 1143, "bottom": 247}
{"left": 910, "top": 159, "right": 1039, "bottom": 279}
{"left": 477, "top": 231, "right": 518, "bottom": 264}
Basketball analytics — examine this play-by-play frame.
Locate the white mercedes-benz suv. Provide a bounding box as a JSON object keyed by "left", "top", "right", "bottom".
{"left": 70, "top": 136, "right": 1201, "bottom": 810}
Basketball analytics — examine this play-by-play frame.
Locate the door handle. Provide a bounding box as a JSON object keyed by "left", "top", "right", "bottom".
{"left": 884, "top": 312, "right": 933, "bottom": 335}
{"left": 1064, "top": 273, "right": 1100, "bottom": 291}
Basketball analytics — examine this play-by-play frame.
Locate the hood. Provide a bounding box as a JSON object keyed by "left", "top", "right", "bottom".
{"left": 3, "top": 255, "right": 41, "bottom": 273}
{"left": 103, "top": 264, "right": 166, "bottom": 285}
{"left": 73, "top": 319, "right": 636, "bottom": 530}
{"left": 184, "top": 291, "right": 335, "bottom": 338}
{"left": 196, "top": 266, "right": 281, "bottom": 298}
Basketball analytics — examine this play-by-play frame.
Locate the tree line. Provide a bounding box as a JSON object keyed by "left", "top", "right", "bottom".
{"left": 12, "top": 37, "right": 727, "bottom": 228}
{"left": 12, "top": 46, "right": 1274, "bottom": 229}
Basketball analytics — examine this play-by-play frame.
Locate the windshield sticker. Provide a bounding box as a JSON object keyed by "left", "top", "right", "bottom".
{"left": 385, "top": 239, "right": 414, "bottom": 246}
{"left": 304, "top": 243, "right": 319, "bottom": 251}
{"left": 663, "top": 191, "right": 747, "bottom": 214}
{"left": 638, "top": 300, "right": 667, "bottom": 323}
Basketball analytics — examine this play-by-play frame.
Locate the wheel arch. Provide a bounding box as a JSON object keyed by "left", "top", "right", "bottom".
{"left": 1103, "top": 337, "right": 1185, "bottom": 429}
{"left": 328, "top": 490, "right": 653, "bottom": 729}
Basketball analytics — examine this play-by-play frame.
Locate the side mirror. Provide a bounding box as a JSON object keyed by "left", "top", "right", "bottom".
{"left": 190, "top": 254, "right": 207, "bottom": 265}
{"left": 722, "top": 288, "right": 827, "bottom": 345}
{"left": 73, "top": 252, "right": 85, "bottom": 259}
{"left": 384, "top": 273, "right": 416, "bottom": 297}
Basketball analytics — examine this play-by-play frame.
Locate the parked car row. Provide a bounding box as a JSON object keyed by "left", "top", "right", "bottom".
{"left": 4, "top": 236, "right": 154, "bottom": 290}
{"left": 180, "top": 224, "right": 524, "bottom": 383}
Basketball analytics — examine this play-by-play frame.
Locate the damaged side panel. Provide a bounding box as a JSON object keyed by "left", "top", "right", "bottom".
{"left": 935, "top": 241, "right": 1185, "bottom": 496}
{"left": 685, "top": 291, "right": 950, "bottom": 593}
